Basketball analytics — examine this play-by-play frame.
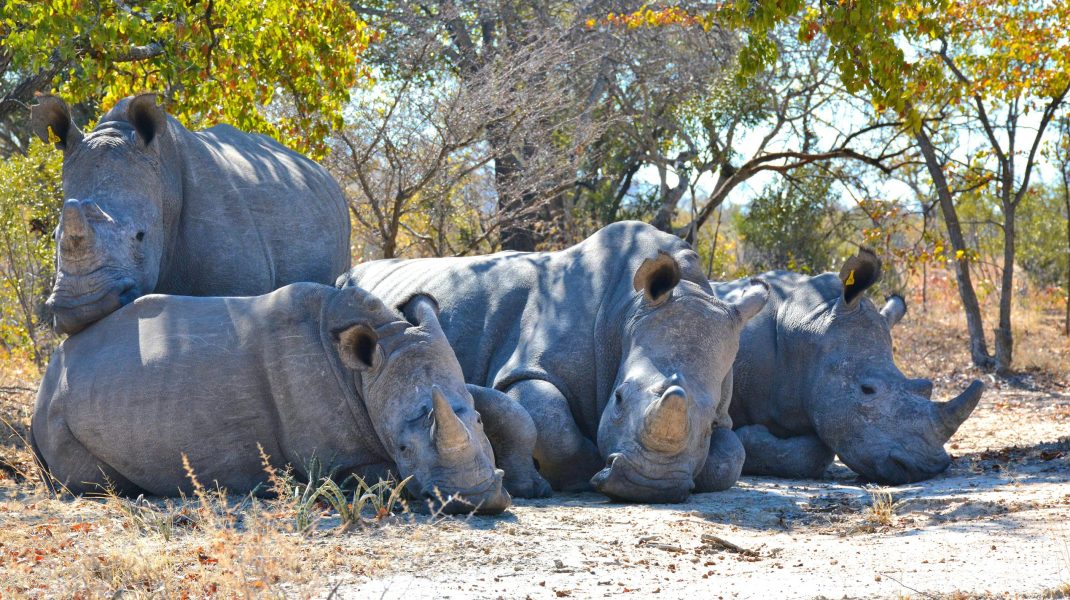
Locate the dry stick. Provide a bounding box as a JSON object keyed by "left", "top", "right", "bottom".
{"left": 701, "top": 534, "right": 759, "bottom": 557}
{"left": 0, "top": 385, "right": 35, "bottom": 394}
{"left": 878, "top": 572, "right": 939, "bottom": 600}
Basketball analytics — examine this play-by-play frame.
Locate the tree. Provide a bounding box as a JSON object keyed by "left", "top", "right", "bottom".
{"left": 354, "top": 1, "right": 608, "bottom": 250}
{"left": 1041, "top": 115, "right": 1070, "bottom": 335}
{"left": 326, "top": 38, "right": 498, "bottom": 259}
{"left": 734, "top": 164, "right": 844, "bottom": 273}
{"left": 0, "top": 0, "right": 369, "bottom": 157}
{"left": 589, "top": 13, "right": 916, "bottom": 241}
{"left": 904, "top": 0, "right": 1070, "bottom": 371}
{"left": 0, "top": 138, "right": 61, "bottom": 366}
{"left": 649, "top": 0, "right": 1069, "bottom": 371}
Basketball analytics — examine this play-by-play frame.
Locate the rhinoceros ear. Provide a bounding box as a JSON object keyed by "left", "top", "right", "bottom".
{"left": 728, "top": 278, "right": 769, "bottom": 323}
{"left": 335, "top": 323, "right": 382, "bottom": 371}
{"left": 399, "top": 294, "right": 440, "bottom": 326}
{"left": 127, "top": 93, "right": 167, "bottom": 146}
{"left": 880, "top": 294, "right": 907, "bottom": 328}
{"left": 838, "top": 248, "right": 881, "bottom": 309}
{"left": 633, "top": 250, "right": 681, "bottom": 307}
{"left": 30, "top": 95, "right": 83, "bottom": 152}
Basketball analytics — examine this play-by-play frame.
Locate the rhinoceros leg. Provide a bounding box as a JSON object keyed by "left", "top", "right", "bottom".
{"left": 735, "top": 425, "right": 835, "bottom": 479}
{"left": 694, "top": 427, "right": 745, "bottom": 492}
{"left": 467, "top": 384, "right": 552, "bottom": 499}
{"left": 504, "top": 379, "right": 604, "bottom": 492}
{"left": 38, "top": 423, "right": 146, "bottom": 496}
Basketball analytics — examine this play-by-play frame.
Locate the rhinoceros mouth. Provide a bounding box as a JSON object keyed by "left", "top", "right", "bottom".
{"left": 868, "top": 452, "right": 951, "bottom": 485}
{"left": 413, "top": 469, "right": 509, "bottom": 514}
{"left": 48, "top": 276, "right": 139, "bottom": 334}
{"left": 590, "top": 453, "right": 694, "bottom": 503}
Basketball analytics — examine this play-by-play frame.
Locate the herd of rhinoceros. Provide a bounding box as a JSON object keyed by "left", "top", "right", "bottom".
{"left": 26, "top": 94, "right": 984, "bottom": 515}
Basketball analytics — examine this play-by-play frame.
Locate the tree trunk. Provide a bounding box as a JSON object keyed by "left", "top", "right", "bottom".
{"left": 994, "top": 201, "right": 1015, "bottom": 373}
{"left": 495, "top": 149, "right": 537, "bottom": 251}
{"left": 1063, "top": 168, "right": 1070, "bottom": 336}
{"left": 915, "top": 129, "right": 994, "bottom": 369}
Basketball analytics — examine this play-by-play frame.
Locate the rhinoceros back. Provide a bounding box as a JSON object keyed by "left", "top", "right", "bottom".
{"left": 152, "top": 118, "right": 349, "bottom": 297}
{"left": 31, "top": 283, "right": 377, "bottom": 495}
{"left": 342, "top": 221, "right": 708, "bottom": 437}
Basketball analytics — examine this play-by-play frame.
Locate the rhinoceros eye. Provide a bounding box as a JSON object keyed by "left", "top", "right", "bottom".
{"left": 614, "top": 390, "right": 623, "bottom": 405}
{"left": 135, "top": 231, "right": 145, "bottom": 242}
{"left": 861, "top": 384, "right": 877, "bottom": 395}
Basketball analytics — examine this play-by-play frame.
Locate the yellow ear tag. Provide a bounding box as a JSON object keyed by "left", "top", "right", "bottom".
{"left": 845, "top": 269, "right": 855, "bottom": 286}
{"left": 47, "top": 125, "right": 61, "bottom": 145}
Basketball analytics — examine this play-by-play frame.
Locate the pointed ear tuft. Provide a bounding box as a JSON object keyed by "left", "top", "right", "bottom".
{"left": 838, "top": 247, "right": 881, "bottom": 308}
{"left": 127, "top": 93, "right": 167, "bottom": 146}
{"left": 335, "top": 323, "right": 381, "bottom": 371}
{"left": 633, "top": 250, "right": 682, "bottom": 307}
{"left": 30, "top": 95, "right": 83, "bottom": 151}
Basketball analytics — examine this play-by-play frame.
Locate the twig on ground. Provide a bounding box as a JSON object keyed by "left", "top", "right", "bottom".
{"left": 879, "top": 572, "right": 940, "bottom": 599}
{"left": 701, "top": 534, "right": 759, "bottom": 557}
{"left": 0, "top": 385, "right": 35, "bottom": 394}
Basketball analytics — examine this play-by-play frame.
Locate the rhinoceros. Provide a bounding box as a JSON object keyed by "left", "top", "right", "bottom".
{"left": 30, "top": 283, "right": 512, "bottom": 514}
{"left": 29, "top": 94, "right": 350, "bottom": 335}
{"left": 338, "top": 221, "right": 769, "bottom": 503}
{"left": 713, "top": 249, "right": 984, "bottom": 484}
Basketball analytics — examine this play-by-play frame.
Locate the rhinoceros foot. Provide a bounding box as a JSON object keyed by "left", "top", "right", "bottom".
{"left": 505, "top": 469, "right": 553, "bottom": 499}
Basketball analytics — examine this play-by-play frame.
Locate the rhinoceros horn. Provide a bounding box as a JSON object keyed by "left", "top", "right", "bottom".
{"left": 640, "top": 384, "right": 691, "bottom": 454}
{"left": 431, "top": 385, "right": 469, "bottom": 455}
{"left": 60, "top": 200, "right": 93, "bottom": 256}
{"left": 934, "top": 380, "right": 985, "bottom": 441}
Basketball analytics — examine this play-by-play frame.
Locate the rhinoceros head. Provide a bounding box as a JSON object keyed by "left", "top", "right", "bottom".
{"left": 328, "top": 289, "right": 510, "bottom": 514}
{"left": 31, "top": 94, "right": 170, "bottom": 335}
{"left": 789, "top": 250, "right": 984, "bottom": 484}
{"left": 591, "top": 251, "right": 768, "bottom": 503}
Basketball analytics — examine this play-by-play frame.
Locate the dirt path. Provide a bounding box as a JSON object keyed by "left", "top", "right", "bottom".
{"left": 326, "top": 383, "right": 1070, "bottom": 599}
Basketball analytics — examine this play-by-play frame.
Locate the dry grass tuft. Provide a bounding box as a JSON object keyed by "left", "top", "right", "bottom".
{"left": 864, "top": 486, "right": 897, "bottom": 527}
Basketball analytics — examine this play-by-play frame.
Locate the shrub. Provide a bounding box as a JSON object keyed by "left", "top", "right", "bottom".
{"left": 0, "top": 139, "right": 62, "bottom": 367}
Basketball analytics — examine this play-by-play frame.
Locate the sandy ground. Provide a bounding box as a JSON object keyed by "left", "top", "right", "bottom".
{"left": 324, "top": 378, "right": 1070, "bottom": 600}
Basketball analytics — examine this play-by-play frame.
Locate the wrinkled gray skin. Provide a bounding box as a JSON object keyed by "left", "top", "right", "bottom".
{"left": 339, "top": 221, "right": 768, "bottom": 503}
{"left": 714, "top": 250, "right": 984, "bottom": 485}
{"left": 29, "top": 94, "right": 350, "bottom": 335}
{"left": 30, "top": 283, "right": 510, "bottom": 514}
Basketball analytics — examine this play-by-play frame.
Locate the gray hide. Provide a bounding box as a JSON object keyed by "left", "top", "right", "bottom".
{"left": 30, "top": 283, "right": 511, "bottom": 514}
{"left": 339, "top": 221, "right": 768, "bottom": 503}
{"left": 714, "top": 249, "right": 984, "bottom": 484}
{"left": 29, "top": 94, "right": 350, "bottom": 335}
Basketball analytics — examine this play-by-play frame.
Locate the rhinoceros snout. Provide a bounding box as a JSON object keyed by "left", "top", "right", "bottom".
{"left": 866, "top": 451, "right": 951, "bottom": 485}
{"left": 590, "top": 453, "right": 694, "bottom": 503}
{"left": 420, "top": 468, "right": 511, "bottom": 515}
{"left": 49, "top": 277, "right": 139, "bottom": 335}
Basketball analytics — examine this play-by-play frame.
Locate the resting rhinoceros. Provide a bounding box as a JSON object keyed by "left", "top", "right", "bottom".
{"left": 713, "top": 249, "right": 984, "bottom": 484}
{"left": 30, "top": 283, "right": 512, "bottom": 514}
{"left": 338, "top": 221, "right": 769, "bottom": 503}
{"left": 29, "top": 94, "right": 350, "bottom": 335}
